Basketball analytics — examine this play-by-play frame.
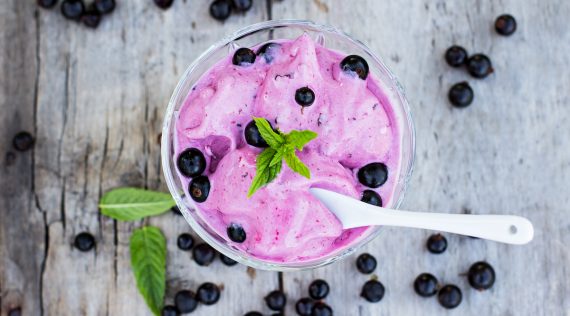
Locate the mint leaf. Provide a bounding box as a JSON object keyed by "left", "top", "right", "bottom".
{"left": 285, "top": 130, "right": 318, "bottom": 151}
{"left": 130, "top": 226, "right": 166, "bottom": 316}
{"left": 248, "top": 148, "right": 281, "bottom": 197}
{"left": 99, "top": 188, "right": 175, "bottom": 221}
{"left": 269, "top": 148, "right": 284, "bottom": 167}
{"left": 253, "top": 117, "right": 284, "bottom": 149}
{"left": 284, "top": 152, "right": 311, "bottom": 179}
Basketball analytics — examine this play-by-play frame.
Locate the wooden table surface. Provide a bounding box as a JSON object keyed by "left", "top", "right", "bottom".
{"left": 1, "top": 1, "right": 569, "bottom": 315}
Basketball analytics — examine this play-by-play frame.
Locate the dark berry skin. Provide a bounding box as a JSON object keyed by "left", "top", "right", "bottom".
{"left": 227, "top": 223, "right": 247, "bottom": 243}
{"left": 311, "top": 302, "right": 333, "bottom": 316}
{"left": 340, "top": 55, "right": 369, "bottom": 80}
{"left": 495, "top": 14, "right": 517, "bottom": 36}
{"left": 197, "top": 282, "right": 221, "bottom": 305}
{"left": 244, "top": 312, "right": 262, "bottom": 316}
{"left": 244, "top": 120, "right": 270, "bottom": 148}
{"left": 161, "top": 305, "right": 178, "bottom": 316}
{"left": 210, "top": 0, "right": 231, "bottom": 21}
{"left": 357, "top": 163, "right": 388, "bottom": 188}
{"left": 192, "top": 243, "right": 216, "bottom": 266}
{"left": 189, "top": 175, "right": 210, "bottom": 203}
{"left": 356, "top": 253, "right": 377, "bottom": 274}
{"left": 414, "top": 273, "right": 439, "bottom": 297}
{"left": 445, "top": 46, "right": 468, "bottom": 67}
{"left": 61, "top": 0, "right": 85, "bottom": 20}
{"left": 81, "top": 6, "right": 101, "bottom": 28}
{"left": 12, "top": 131, "right": 35, "bottom": 151}
{"left": 219, "top": 253, "right": 238, "bottom": 266}
{"left": 265, "top": 290, "right": 286, "bottom": 311}
{"left": 438, "top": 285, "right": 462, "bottom": 309}
{"left": 427, "top": 234, "right": 448, "bottom": 254}
{"left": 361, "top": 190, "right": 382, "bottom": 207}
{"left": 8, "top": 307, "right": 21, "bottom": 316}
{"left": 177, "top": 233, "right": 194, "bottom": 250}
{"left": 295, "top": 87, "right": 315, "bottom": 107}
{"left": 467, "top": 54, "right": 494, "bottom": 79}
{"left": 74, "top": 232, "right": 95, "bottom": 251}
{"left": 232, "top": 0, "right": 252, "bottom": 11}
{"left": 93, "top": 0, "right": 115, "bottom": 14}
{"left": 448, "top": 82, "right": 474, "bottom": 108}
{"left": 154, "top": 0, "right": 174, "bottom": 10}
{"left": 468, "top": 261, "right": 496, "bottom": 290}
{"left": 177, "top": 148, "right": 206, "bottom": 177}
{"left": 175, "top": 290, "right": 198, "bottom": 313}
{"left": 295, "top": 297, "right": 314, "bottom": 316}
{"left": 257, "top": 42, "right": 281, "bottom": 63}
{"left": 233, "top": 47, "right": 256, "bottom": 66}
{"left": 308, "top": 279, "right": 330, "bottom": 300}
{"left": 361, "top": 280, "right": 385, "bottom": 303}
{"left": 38, "top": 0, "right": 58, "bottom": 9}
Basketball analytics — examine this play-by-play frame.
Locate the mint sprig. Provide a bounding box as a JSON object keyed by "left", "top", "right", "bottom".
{"left": 248, "top": 118, "right": 317, "bottom": 197}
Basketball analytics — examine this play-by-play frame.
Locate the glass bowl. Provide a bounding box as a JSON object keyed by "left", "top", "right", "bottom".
{"left": 161, "top": 20, "right": 415, "bottom": 271}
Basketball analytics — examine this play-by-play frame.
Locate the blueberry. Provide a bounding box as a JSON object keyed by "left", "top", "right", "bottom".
{"left": 466, "top": 54, "right": 493, "bottom": 79}
{"left": 74, "top": 232, "right": 95, "bottom": 251}
{"left": 197, "top": 282, "right": 221, "bottom": 305}
{"left": 12, "top": 131, "right": 35, "bottom": 152}
{"left": 227, "top": 223, "right": 247, "bottom": 243}
{"left": 193, "top": 243, "right": 216, "bottom": 266}
{"left": 340, "top": 55, "right": 369, "bottom": 80}
{"left": 177, "top": 148, "right": 206, "bottom": 178}
{"left": 38, "top": 0, "right": 58, "bottom": 8}
{"left": 256, "top": 42, "right": 281, "bottom": 63}
{"left": 244, "top": 312, "right": 262, "bottom": 316}
{"left": 189, "top": 176, "right": 210, "bottom": 203}
{"left": 175, "top": 290, "right": 198, "bottom": 313}
{"left": 244, "top": 120, "right": 270, "bottom": 148}
{"left": 448, "top": 82, "right": 474, "bottom": 108}
{"left": 264, "top": 290, "right": 286, "bottom": 311}
{"left": 93, "top": 0, "right": 114, "bottom": 14}
{"left": 154, "top": 0, "right": 174, "bottom": 10}
{"left": 311, "top": 302, "right": 333, "bottom": 316}
{"left": 438, "top": 285, "right": 462, "bottom": 309}
{"left": 61, "top": 0, "right": 85, "bottom": 20}
{"left": 426, "top": 234, "right": 447, "bottom": 254}
{"left": 219, "top": 253, "right": 238, "bottom": 266}
{"left": 356, "top": 253, "right": 377, "bottom": 274}
{"left": 171, "top": 206, "right": 183, "bottom": 216}
{"left": 308, "top": 279, "right": 330, "bottom": 300}
{"left": 413, "top": 273, "right": 439, "bottom": 297}
{"left": 495, "top": 14, "right": 517, "bottom": 36}
{"left": 177, "top": 233, "right": 194, "bottom": 251}
{"left": 233, "top": 47, "right": 256, "bottom": 66}
{"left": 295, "top": 87, "right": 315, "bottom": 107}
{"left": 445, "top": 46, "right": 468, "bottom": 67}
{"left": 232, "top": 0, "right": 252, "bottom": 11}
{"left": 8, "top": 307, "right": 21, "bottom": 316}
{"left": 295, "top": 297, "right": 314, "bottom": 316}
{"left": 357, "top": 163, "right": 388, "bottom": 188}
{"left": 210, "top": 0, "right": 231, "bottom": 21}
{"left": 361, "top": 190, "right": 382, "bottom": 207}
{"left": 360, "top": 280, "right": 385, "bottom": 303}
{"left": 161, "top": 305, "right": 178, "bottom": 316}
{"left": 81, "top": 6, "right": 102, "bottom": 28}
{"left": 468, "top": 261, "right": 496, "bottom": 290}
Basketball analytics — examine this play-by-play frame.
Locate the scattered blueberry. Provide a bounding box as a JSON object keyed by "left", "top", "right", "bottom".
{"left": 295, "top": 87, "right": 315, "bottom": 107}
{"left": 361, "top": 280, "right": 385, "bottom": 303}
{"left": 38, "top": 0, "right": 58, "bottom": 8}
{"left": 12, "top": 131, "right": 35, "bottom": 152}
{"left": 311, "top": 302, "right": 333, "bottom": 316}
{"left": 8, "top": 307, "right": 21, "bottom": 316}
{"left": 81, "top": 6, "right": 102, "bottom": 28}
{"left": 232, "top": 0, "right": 252, "bottom": 11}
{"left": 413, "top": 273, "right": 439, "bottom": 297}
{"left": 468, "top": 261, "right": 496, "bottom": 290}
{"left": 340, "top": 55, "right": 369, "bottom": 80}
{"left": 357, "top": 162, "right": 388, "bottom": 188}
{"left": 244, "top": 120, "right": 270, "bottom": 148}
{"left": 361, "top": 190, "right": 382, "bottom": 207}
{"left": 426, "top": 234, "right": 448, "bottom": 254}
{"left": 74, "top": 232, "right": 95, "bottom": 251}
{"left": 233, "top": 47, "right": 256, "bottom": 66}
{"left": 256, "top": 42, "right": 281, "bottom": 63}
{"left": 437, "top": 284, "right": 462, "bottom": 309}
{"left": 189, "top": 176, "right": 210, "bottom": 203}
{"left": 448, "top": 82, "right": 474, "bottom": 108}
{"left": 154, "top": 0, "right": 174, "bottom": 10}
{"left": 495, "top": 14, "right": 517, "bottom": 36}
{"left": 308, "top": 279, "right": 330, "bottom": 300}
{"left": 177, "top": 233, "right": 194, "bottom": 251}
{"left": 197, "top": 282, "right": 221, "bottom": 305}
{"left": 161, "top": 305, "right": 178, "bottom": 316}
{"left": 227, "top": 223, "right": 247, "bottom": 243}
{"left": 175, "top": 290, "right": 198, "bottom": 313}
{"left": 445, "top": 46, "right": 468, "bottom": 67}
{"left": 171, "top": 206, "right": 183, "bottom": 216}
{"left": 193, "top": 243, "right": 216, "bottom": 266}
{"left": 265, "top": 290, "right": 286, "bottom": 311}
{"left": 219, "top": 253, "right": 238, "bottom": 266}
{"left": 244, "top": 312, "right": 262, "bottom": 316}
{"left": 356, "top": 253, "right": 377, "bottom": 274}
{"left": 466, "top": 54, "right": 493, "bottom": 79}
{"left": 295, "top": 297, "right": 314, "bottom": 316}
{"left": 177, "top": 148, "right": 206, "bottom": 178}
{"left": 61, "top": 0, "right": 85, "bottom": 20}
{"left": 93, "top": 0, "right": 114, "bottom": 14}
{"left": 210, "top": 0, "right": 232, "bottom": 21}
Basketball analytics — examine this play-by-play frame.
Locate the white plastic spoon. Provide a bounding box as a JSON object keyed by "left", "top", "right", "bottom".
{"left": 309, "top": 188, "right": 534, "bottom": 245}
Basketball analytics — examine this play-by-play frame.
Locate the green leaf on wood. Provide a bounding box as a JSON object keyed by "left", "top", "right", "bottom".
{"left": 99, "top": 188, "right": 175, "bottom": 221}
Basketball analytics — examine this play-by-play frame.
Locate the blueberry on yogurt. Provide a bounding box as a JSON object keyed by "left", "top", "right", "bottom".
{"left": 256, "top": 42, "right": 281, "bottom": 63}
{"left": 177, "top": 148, "right": 206, "bottom": 177}
{"left": 340, "top": 55, "right": 369, "bottom": 80}
{"left": 189, "top": 176, "right": 210, "bottom": 203}
{"left": 233, "top": 48, "right": 256, "bottom": 66}
{"left": 227, "top": 223, "right": 247, "bottom": 243}
{"left": 244, "top": 120, "right": 270, "bottom": 148}
{"left": 357, "top": 162, "right": 388, "bottom": 188}
{"left": 361, "top": 190, "right": 382, "bottom": 206}
{"left": 295, "top": 87, "right": 315, "bottom": 107}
